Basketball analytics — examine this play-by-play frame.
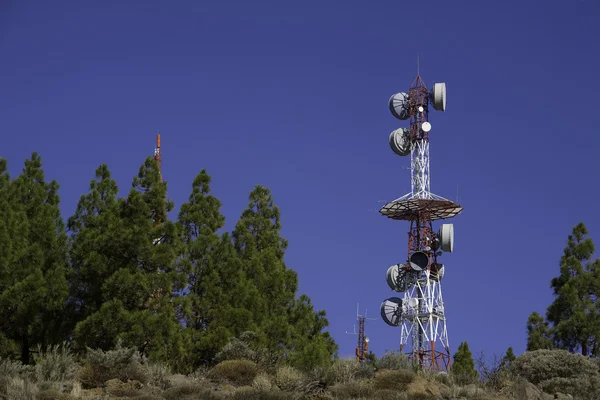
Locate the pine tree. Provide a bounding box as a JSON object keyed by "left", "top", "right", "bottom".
{"left": 526, "top": 311, "right": 553, "bottom": 351}
{"left": 546, "top": 222, "right": 600, "bottom": 355}
{"left": 452, "top": 341, "right": 478, "bottom": 384}
{"left": 232, "top": 185, "right": 297, "bottom": 357}
{"left": 0, "top": 153, "right": 69, "bottom": 364}
{"left": 232, "top": 185, "right": 337, "bottom": 365}
{"left": 178, "top": 170, "right": 258, "bottom": 366}
{"left": 67, "top": 164, "right": 120, "bottom": 324}
{"left": 286, "top": 294, "right": 338, "bottom": 371}
{"left": 500, "top": 346, "right": 516, "bottom": 369}
{"left": 73, "top": 157, "right": 187, "bottom": 368}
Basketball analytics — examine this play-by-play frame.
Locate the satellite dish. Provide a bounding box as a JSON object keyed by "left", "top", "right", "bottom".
{"left": 388, "top": 92, "right": 410, "bottom": 120}
{"left": 421, "top": 122, "right": 431, "bottom": 132}
{"left": 380, "top": 297, "right": 403, "bottom": 327}
{"left": 386, "top": 264, "right": 416, "bottom": 292}
{"left": 430, "top": 263, "right": 445, "bottom": 281}
{"left": 365, "top": 337, "right": 370, "bottom": 343}
{"left": 430, "top": 82, "right": 446, "bottom": 111}
{"left": 418, "top": 106, "right": 424, "bottom": 113}
{"left": 389, "top": 128, "right": 412, "bottom": 156}
{"left": 438, "top": 224, "right": 454, "bottom": 252}
{"left": 409, "top": 251, "right": 429, "bottom": 271}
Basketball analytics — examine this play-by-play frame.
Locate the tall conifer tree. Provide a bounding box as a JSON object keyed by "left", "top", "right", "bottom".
{"left": 232, "top": 185, "right": 337, "bottom": 365}
{"left": 178, "top": 170, "right": 258, "bottom": 366}
{"left": 73, "top": 157, "right": 186, "bottom": 367}
{"left": 0, "top": 153, "right": 68, "bottom": 364}
{"left": 546, "top": 222, "right": 600, "bottom": 355}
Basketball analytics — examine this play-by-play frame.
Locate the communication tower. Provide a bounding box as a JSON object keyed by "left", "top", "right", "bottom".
{"left": 379, "top": 71, "right": 462, "bottom": 371}
{"left": 345, "top": 304, "right": 376, "bottom": 363}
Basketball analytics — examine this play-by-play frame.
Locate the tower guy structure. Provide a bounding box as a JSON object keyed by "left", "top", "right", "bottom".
{"left": 379, "top": 73, "right": 462, "bottom": 371}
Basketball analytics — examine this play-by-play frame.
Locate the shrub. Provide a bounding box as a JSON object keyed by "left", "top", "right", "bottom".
{"left": 252, "top": 372, "right": 273, "bottom": 391}
{"left": 329, "top": 380, "right": 374, "bottom": 398}
{"left": 232, "top": 386, "right": 293, "bottom": 400}
{"left": 0, "top": 358, "right": 31, "bottom": 378}
{"left": 377, "top": 350, "right": 413, "bottom": 371}
{"left": 326, "top": 358, "right": 361, "bottom": 385}
{"left": 36, "top": 390, "right": 76, "bottom": 400}
{"left": 0, "top": 376, "right": 38, "bottom": 400}
{"left": 146, "top": 362, "right": 172, "bottom": 390}
{"left": 213, "top": 360, "right": 258, "bottom": 386}
{"left": 163, "top": 383, "right": 227, "bottom": 400}
{"left": 510, "top": 349, "right": 600, "bottom": 399}
{"left": 300, "top": 367, "right": 328, "bottom": 396}
{"left": 215, "top": 336, "right": 256, "bottom": 363}
{"left": 373, "top": 389, "right": 408, "bottom": 399}
{"left": 275, "top": 364, "right": 304, "bottom": 391}
{"left": 33, "top": 343, "right": 77, "bottom": 383}
{"left": 77, "top": 340, "right": 148, "bottom": 388}
{"left": 374, "top": 369, "right": 415, "bottom": 391}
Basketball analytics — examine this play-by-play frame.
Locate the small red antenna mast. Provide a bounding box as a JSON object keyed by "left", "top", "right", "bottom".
{"left": 154, "top": 132, "right": 162, "bottom": 182}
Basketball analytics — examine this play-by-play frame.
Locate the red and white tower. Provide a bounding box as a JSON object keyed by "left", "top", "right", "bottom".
{"left": 379, "top": 73, "right": 462, "bottom": 371}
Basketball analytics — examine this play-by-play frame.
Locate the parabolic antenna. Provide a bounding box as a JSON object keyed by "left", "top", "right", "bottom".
{"left": 430, "top": 82, "right": 446, "bottom": 111}
{"left": 409, "top": 251, "right": 429, "bottom": 271}
{"left": 386, "top": 264, "right": 416, "bottom": 292}
{"left": 388, "top": 92, "right": 410, "bottom": 120}
{"left": 389, "top": 128, "right": 412, "bottom": 156}
{"left": 438, "top": 224, "right": 454, "bottom": 252}
{"left": 380, "top": 297, "right": 403, "bottom": 327}
{"left": 365, "top": 336, "right": 370, "bottom": 343}
{"left": 421, "top": 122, "right": 431, "bottom": 133}
{"left": 430, "top": 263, "right": 445, "bottom": 281}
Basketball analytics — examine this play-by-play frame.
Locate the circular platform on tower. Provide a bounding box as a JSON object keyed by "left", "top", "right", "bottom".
{"left": 379, "top": 198, "right": 463, "bottom": 221}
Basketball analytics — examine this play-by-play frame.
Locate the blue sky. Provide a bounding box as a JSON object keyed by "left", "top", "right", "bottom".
{"left": 2, "top": 0, "right": 599, "bottom": 361}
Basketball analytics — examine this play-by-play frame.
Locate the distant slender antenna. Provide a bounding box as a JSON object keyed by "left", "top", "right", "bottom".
{"left": 345, "top": 303, "right": 377, "bottom": 363}
{"left": 417, "top": 55, "right": 420, "bottom": 76}
{"left": 154, "top": 131, "right": 162, "bottom": 182}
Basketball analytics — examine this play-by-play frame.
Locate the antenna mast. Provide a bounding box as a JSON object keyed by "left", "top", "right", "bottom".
{"left": 345, "top": 303, "right": 376, "bottom": 363}
{"left": 154, "top": 132, "right": 162, "bottom": 182}
{"left": 381, "top": 64, "right": 462, "bottom": 371}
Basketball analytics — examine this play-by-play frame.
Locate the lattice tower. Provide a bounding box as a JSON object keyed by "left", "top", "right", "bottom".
{"left": 380, "top": 74, "right": 462, "bottom": 371}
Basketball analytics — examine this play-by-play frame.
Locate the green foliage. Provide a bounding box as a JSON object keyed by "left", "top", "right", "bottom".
{"left": 451, "top": 341, "right": 479, "bottom": 385}
{"left": 510, "top": 349, "right": 600, "bottom": 399}
{"left": 71, "top": 159, "right": 188, "bottom": 369}
{"left": 526, "top": 311, "right": 553, "bottom": 351}
{"left": 543, "top": 222, "right": 600, "bottom": 355}
{"left": 503, "top": 347, "right": 516, "bottom": 364}
{"left": 231, "top": 185, "right": 337, "bottom": 366}
{"left": 0, "top": 154, "right": 69, "bottom": 364}
{"left": 0, "top": 153, "right": 338, "bottom": 377}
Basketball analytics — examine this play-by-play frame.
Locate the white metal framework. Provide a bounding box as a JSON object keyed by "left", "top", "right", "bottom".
{"left": 399, "top": 269, "right": 449, "bottom": 368}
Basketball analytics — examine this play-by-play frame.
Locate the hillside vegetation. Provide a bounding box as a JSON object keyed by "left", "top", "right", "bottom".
{"left": 2, "top": 153, "right": 600, "bottom": 400}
